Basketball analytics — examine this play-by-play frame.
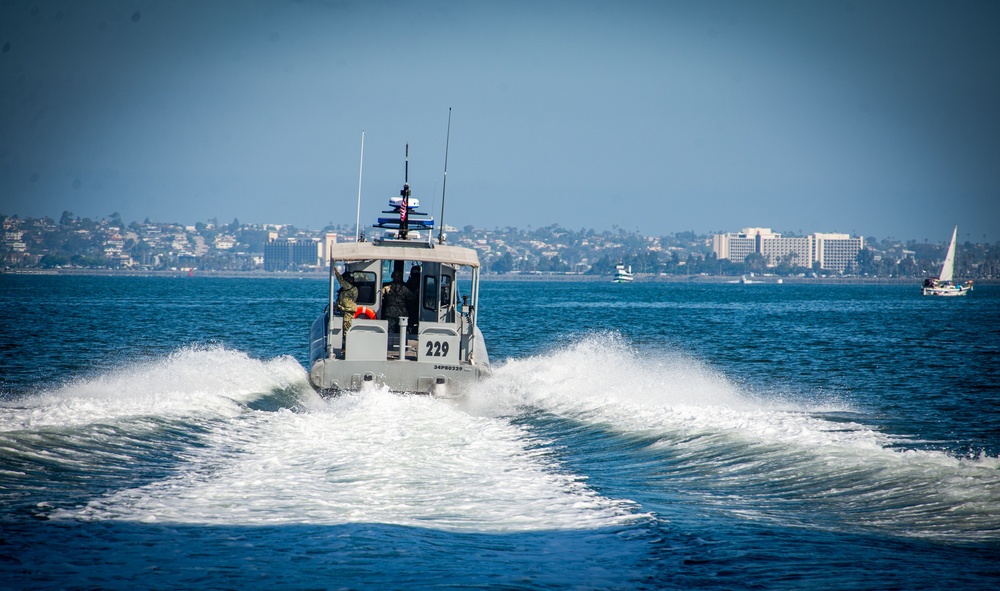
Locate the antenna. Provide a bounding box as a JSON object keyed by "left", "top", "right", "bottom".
{"left": 355, "top": 130, "right": 365, "bottom": 242}
{"left": 438, "top": 107, "right": 452, "bottom": 244}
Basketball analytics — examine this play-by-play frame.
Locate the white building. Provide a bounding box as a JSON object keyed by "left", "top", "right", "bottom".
{"left": 713, "top": 228, "right": 863, "bottom": 272}
{"left": 712, "top": 227, "right": 765, "bottom": 263}
{"left": 214, "top": 235, "right": 237, "bottom": 250}
{"left": 813, "top": 233, "right": 864, "bottom": 273}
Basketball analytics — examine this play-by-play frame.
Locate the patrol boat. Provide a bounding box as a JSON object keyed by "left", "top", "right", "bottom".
{"left": 308, "top": 155, "right": 491, "bottom": 397}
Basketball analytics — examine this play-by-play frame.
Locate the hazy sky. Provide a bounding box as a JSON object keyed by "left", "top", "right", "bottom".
{"left": 2, "top": 0, "right": 998, "bottom": 243}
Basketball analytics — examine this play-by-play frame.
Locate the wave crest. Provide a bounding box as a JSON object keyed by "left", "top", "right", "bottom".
{"left": 0, "top": 346, "right": 313, "bottom": 430}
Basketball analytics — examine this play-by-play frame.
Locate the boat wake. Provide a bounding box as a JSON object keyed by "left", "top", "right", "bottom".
{"left": 3, "top": 340, "right": 998, "bottom": 543}
{"left": 464, "top": 334, "right": 1000, "bottom": 543}
{"left": 2, "top": 345, "right": 639, "bottom": 533}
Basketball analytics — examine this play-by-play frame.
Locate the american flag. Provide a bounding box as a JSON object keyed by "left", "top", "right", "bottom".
{"left": 399, "top": 186, "right": 408, "bottom": 225}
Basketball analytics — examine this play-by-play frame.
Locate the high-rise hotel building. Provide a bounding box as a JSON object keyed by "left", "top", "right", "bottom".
{"left": 263, "top": 239, "right": 318, "bottom": 271}
{"left": 712, "top": 228, "right": 863, "bottom": 272}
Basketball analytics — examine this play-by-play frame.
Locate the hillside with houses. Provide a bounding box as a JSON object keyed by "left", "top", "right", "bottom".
{"left": 3, "top": 212, "right": 998, "bottom": 280}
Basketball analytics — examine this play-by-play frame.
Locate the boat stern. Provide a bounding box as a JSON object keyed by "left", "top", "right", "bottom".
{"left": 309, "top": 356, "right": 489, "bottom": 397}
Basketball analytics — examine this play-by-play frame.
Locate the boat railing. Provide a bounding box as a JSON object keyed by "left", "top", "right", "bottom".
{"left": 309, "top": 314, "right": 328, "bottom": 364}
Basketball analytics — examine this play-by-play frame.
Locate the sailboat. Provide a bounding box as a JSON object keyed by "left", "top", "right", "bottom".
{"left": 922, "top": 226, "right": 973, "bottom": 296}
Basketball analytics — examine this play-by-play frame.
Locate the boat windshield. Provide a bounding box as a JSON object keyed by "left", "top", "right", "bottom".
{"left": 422, "top": 275, "right": 437, "bottom": 310}
{"left": 342, "top": 270, "right": 377, "bottom": 305}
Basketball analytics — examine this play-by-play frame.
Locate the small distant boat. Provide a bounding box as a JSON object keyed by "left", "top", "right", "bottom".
{"left": 922, "top": 226, "right": 973, "bottom": 297}
{"left": 613, "top": 264, "right": 633, "bottom": 283}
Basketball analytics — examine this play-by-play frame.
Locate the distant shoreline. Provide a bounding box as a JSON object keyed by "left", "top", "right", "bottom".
{"left": 4, "top": 268, "right": 995, "bottom": 286}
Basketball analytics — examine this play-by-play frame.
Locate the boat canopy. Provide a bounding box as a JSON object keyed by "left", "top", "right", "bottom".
{"left": 328, "top": 242, "right": 481, "bottom": 268}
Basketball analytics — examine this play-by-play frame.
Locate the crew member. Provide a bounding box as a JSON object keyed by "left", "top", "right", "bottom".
{"left": 405, "top": 264, "right": 421, "bottom": 331}
{"left": 334, "top": 265, "right": 358, "bottom": 354}
{"left": 381, "top": 265, "right": 414, "bottom": 333}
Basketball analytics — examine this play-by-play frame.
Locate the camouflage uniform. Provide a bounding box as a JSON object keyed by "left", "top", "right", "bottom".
{"left": 381, "top": 273, "right": 413, "bottom": 333}
{"left": 334, "top": 267, "right": 358, "bottom": 353}
{"left": 405, "top": 266, "right": 421, "bottom": 331}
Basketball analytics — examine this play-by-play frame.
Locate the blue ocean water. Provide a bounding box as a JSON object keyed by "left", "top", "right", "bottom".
{"left": 1, "top": 274, "right": 998, "bottom": 590}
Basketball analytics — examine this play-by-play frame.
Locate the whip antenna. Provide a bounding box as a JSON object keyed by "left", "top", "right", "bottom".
{"left": 355, "top": 130, "right": 364, "bottom": 242}
{"left": 438, "top": 107, "right": 452, "bottom": 244}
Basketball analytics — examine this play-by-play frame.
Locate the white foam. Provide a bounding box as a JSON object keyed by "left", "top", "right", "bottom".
{"left": 0, "top": 346, "right": 314, "bottom": 430}
{"left": 58, "top": 388, "right": 641, "bottom": 533}
{"left": 463, "top": 336, "right": 1000, "bottom": 541}
{"left": 468, "top": 334, "right": 763, "bottom": 417}
{"left": 28, "top": 338, "right": 1000, "bottom": 541}
{"left": 469, "top": 334, "right": 887, "bottom": 438}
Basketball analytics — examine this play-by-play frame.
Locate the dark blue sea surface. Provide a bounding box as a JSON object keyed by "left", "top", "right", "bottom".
{"left": 1, "top": 274, "right": 998, "bottom": 590}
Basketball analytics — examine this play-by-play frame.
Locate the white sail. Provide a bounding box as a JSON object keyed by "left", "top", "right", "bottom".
{"left": 939, "top": 225, "right": 958, "bottom": 282}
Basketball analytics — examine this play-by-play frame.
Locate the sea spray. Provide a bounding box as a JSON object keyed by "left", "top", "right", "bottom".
{"left": 464, "top": 335, "right": 1000, "bottom": 542}
{"left": 47, "top": 384, "right": 642, "bottom": 532}
{"left": 0, "top": 345, "right": 316, "bottom": 430}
